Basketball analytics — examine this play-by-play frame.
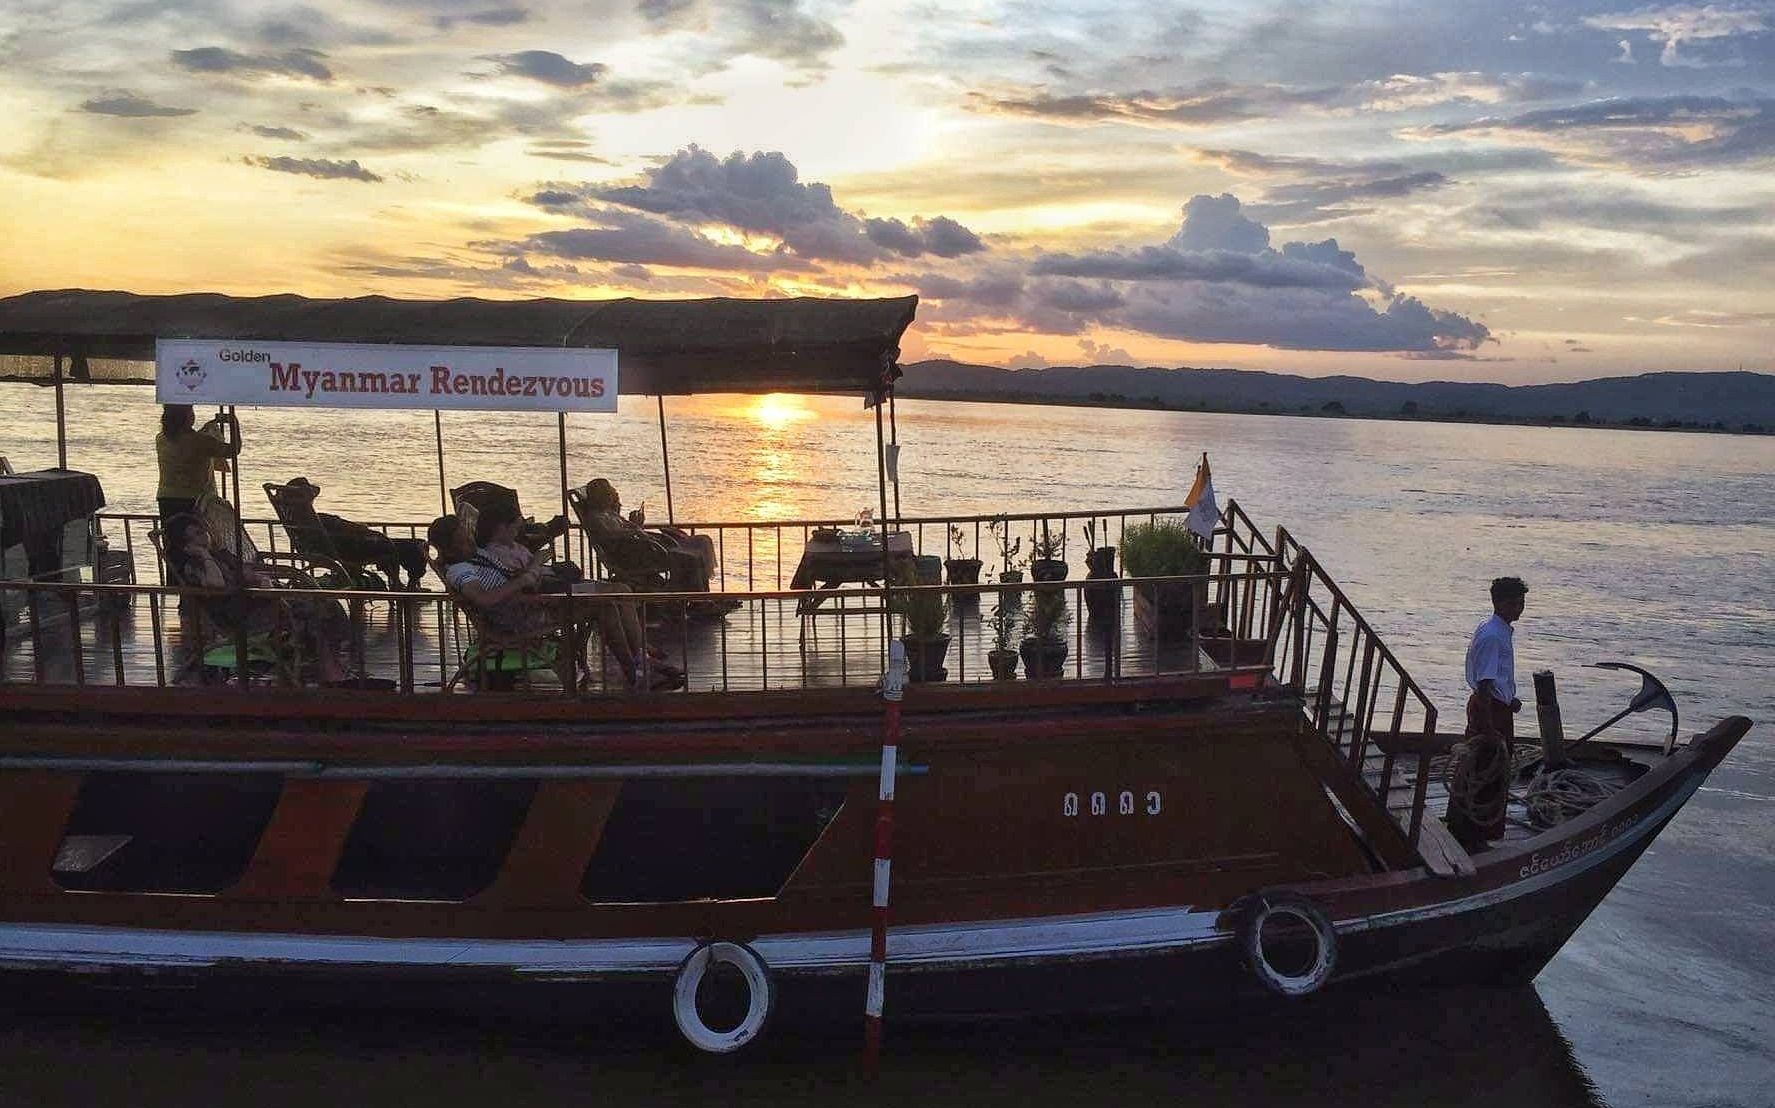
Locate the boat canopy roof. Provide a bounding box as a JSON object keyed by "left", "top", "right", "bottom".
{"left": 0, "top": 289, "right": 917, "bottom": 396}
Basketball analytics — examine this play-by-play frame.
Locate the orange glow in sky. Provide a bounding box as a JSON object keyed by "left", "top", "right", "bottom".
{"left": 1, "top": 1, "right": 1770, "bottom": 383}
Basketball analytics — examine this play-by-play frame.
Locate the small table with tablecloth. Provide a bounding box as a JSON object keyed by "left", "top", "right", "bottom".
{"left": 789, "top": 529, "right": 915, "bottom": 614}
{"left": 0, "top": 468, "right": 107, "bottom": 626}
{"left": 0, "top": 469, "right": 105, "bottom": 578}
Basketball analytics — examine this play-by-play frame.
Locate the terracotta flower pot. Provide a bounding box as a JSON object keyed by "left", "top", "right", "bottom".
{"left": 987, "top": 647, "right": 1020, "bottom": 680}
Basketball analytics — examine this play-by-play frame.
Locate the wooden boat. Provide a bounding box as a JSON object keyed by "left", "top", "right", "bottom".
{"left": 0, "top": 290, "right": 1753, "bottom": 1053}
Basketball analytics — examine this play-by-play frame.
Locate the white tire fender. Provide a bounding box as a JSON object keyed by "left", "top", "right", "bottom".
{"left": 671, "top": 941, "right": 773, "bottom": 1053}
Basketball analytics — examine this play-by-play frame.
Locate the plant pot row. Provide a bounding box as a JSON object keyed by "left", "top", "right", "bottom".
{"left": 903, "top": 636, "right": 1071, "bottom": 683}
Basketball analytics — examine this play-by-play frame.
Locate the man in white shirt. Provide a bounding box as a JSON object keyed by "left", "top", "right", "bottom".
{"left": 1452, "top": 576, "right": 1527, "bottom": 846}
{"left": 1465, "top": 576, "right": 1527, "bottom": 745}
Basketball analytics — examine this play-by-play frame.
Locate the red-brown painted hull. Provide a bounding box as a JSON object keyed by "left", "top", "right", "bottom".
{"left": 0, "top": 697, "right": 1745, "bottom": 1030}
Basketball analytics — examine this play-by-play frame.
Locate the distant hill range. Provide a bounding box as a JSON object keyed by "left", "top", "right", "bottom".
{"left": 899, "top": 361, "right": 1775, "bottom": 431}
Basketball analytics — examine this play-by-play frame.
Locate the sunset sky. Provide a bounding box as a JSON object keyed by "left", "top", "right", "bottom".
{"left": 2, "top": 0, "right": 1772, "bottom": 382}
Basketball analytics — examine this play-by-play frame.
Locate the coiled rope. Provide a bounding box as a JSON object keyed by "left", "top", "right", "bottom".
{"left": 1520, "top": 767, "right": 1622, "bottom": 829}
{"left": 1444, "top": 739, "right": 1624, "bottom": 832}
{"left": 1443, "top": 734, "right": 1511, "bottom": 832}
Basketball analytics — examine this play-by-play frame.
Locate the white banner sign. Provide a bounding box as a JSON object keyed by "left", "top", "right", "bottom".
{"left": 155, "top": 339, "right": 618, "bottom": 412}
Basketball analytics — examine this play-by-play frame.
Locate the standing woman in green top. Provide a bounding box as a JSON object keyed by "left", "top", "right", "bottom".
{"left": 155, "top": 404, "right": 241, "bottom": 521}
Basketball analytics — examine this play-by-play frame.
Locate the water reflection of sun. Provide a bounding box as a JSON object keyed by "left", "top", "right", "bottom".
{"left": 749, "top": 393, "right": 815, "bottom": 430}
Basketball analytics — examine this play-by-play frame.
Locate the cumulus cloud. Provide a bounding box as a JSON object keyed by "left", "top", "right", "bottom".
{"left": 247, "top": 155, "right": 382, "bottom": 181}
{"left": 480, "top": 50, "right": 606, "bottom": 88}
{"left": 1078, "top": 338, "right": 1136, "bottom": 364}
{"left": 919, "top": 194, "right": 1490, "bottom": 354}
{"left": 864, "top": 215, "right": 985, "bottom": 258}
{"left": 1032, "top": 196, "right": 1368, "bottom": 291}
{"left": 588, "top": 146, "right": 986, "bottom": 263}
{"left": 1168, "top": 193, "right": 1270, "bottom": 252}
{"left": 172, "top": 47, "right": 334, "bottom": 82}
{"left": 507, "top": 207, "right": 796, "bottom": 271}
{"left": 78, "top": 92, "right": 196, "bottom": 118}
{"left": 1583, "top": 4, "right": 1767, "bottom": 67}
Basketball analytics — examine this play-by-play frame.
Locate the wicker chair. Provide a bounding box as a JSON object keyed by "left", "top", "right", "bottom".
{"left": 432, "top": 556, "right": 576, "bottom": 692}
{"left": 150, "top": 527, "right": 315, "bottom": 686}
{"left": 263, "top": 481, "right": 389, "bottom": 590}
{"left": 450, "top": 481, "right": 569, "bottom": 555}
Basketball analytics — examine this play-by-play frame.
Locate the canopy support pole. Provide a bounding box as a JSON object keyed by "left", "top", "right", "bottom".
{"left": 227, "top": 405, "right": 244, "bottom": 559}
{"left": 888, "top": 391, "right": 900, "bottom": 523}
{"left": 875, "top": 395, "right": 893, "bottom": 649}
{"left": 434, "top": 411, "right": 447, "bottom": 515}
{"left": 52, "top": 354, "right": 67, "bottom": 469}
{"left": 557, "top": 412, "right": 571, "bottom": 549}
{"left": 657, "top": 395, "right": 675, "bottom": 524}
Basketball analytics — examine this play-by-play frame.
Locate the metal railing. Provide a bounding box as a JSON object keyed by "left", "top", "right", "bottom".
{"left": 1265, "top": 524, "right": 1442, "bottom": 851}
{"left": 0, "top": 562, "right": 1288, "bottom": 697}
{"left": 95, "top": 505, "right": 1207, "bottom": 593}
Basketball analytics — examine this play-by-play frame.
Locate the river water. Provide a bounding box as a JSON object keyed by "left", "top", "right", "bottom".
{"left": 2, "top": 384, "right": 1771, "bottom": 1106}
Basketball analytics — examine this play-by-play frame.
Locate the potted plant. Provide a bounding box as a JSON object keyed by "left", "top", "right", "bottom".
{"left": 1120, "top": 519, "right": 1208, "bottom": 641}
{"left": 1081, "top": 518, "right": 1119, "bottom": 622}
{"left": 945, "top": 523, "right": 983, "bottom": 586}
{"left": 1029, "top": 520, "right": 1068, "bottom": 583}
{"left": 894, "top": 564, "right": 951, "bottom": 682}
{"left": 1019, "top": 588, "right": 1070, "bottom": 679}
{"left": 987, "top": 517, "right": 1025, "bottom": 601}
{"left": 986, "top": 597, "right": 1021, "bottom": 679}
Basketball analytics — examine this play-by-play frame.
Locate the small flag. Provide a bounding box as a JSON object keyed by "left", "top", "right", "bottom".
{"left": 1184, "top": 452, "right": 1219, "bottom": 542}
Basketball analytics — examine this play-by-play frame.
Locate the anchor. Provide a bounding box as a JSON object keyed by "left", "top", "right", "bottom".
{"left": 1560, "top": 661, "right": 1681, "bottom": 758}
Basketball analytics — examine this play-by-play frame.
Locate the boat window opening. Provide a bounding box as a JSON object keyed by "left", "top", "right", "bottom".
{"left": 51, "top": 772, "right": 283, "bottom": 894}
{"left": 581, "top": 777, "right": 848, "bottom": 903}
{"left": 331, "top": 780, "right": 537, "bottom": 902}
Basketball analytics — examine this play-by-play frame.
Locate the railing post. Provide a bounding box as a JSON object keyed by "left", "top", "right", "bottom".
{"left": 1290, "top": 566, "right": 1310, "bottom": 696}
{"left": 1348, "top": 640, "right": 1376, "bottom": 769}
{"left": 1314, "top": 625, "right": 1338, "bottom": 737}
{"left": 1406, "top": 705, "right": 1439, "bottom": 847}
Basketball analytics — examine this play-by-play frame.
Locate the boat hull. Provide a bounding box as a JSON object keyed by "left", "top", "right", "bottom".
{"left": 0, "top": 717, "right": 1742, "bottom": 1034}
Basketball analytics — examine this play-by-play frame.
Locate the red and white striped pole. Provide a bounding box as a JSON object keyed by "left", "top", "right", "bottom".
{"left": 865, "top": 639, "right": 907, "bottom": 1075}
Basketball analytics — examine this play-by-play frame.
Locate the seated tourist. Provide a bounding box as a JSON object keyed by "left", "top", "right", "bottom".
{"left": 579, "top": 477, "right": 718, "bottom": 590}
{"left": 162, "top": 512, "right": 351, "bottom": 685}
{"left": 427, "top": 510, "right": 682, "bottom": 692}
{"left": 281, "top": 477, "right": 429, "bottom": 588}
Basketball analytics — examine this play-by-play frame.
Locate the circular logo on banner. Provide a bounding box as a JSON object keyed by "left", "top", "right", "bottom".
{"left": 177, "top": 359, "right": 207, "bottom": 391}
